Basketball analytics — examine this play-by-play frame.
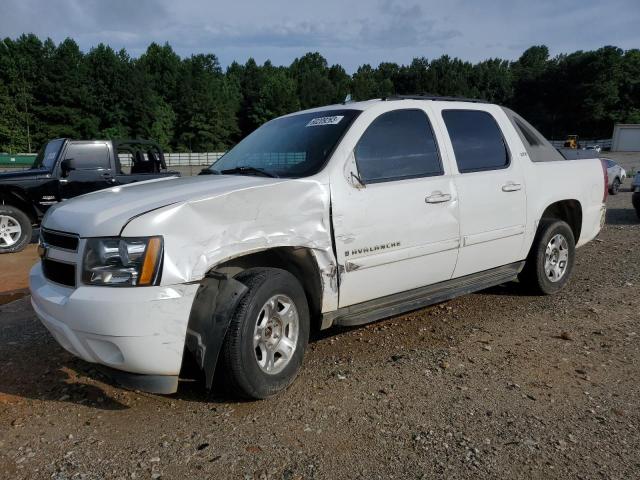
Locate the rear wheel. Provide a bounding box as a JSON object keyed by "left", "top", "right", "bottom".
{"left": 0, "top": 206, "right": 32, "bottom": 254}
{"left": 633, "top": 193, "right": 640, "bottom": 220}
{"left": 518, "top": 219, "right": 575, "bottom": 295}
{"left": 609, "top": 177, "right": 620, "bottom": 195}
{"left": 220, "top": 268, "right": 310, "bottom": 399}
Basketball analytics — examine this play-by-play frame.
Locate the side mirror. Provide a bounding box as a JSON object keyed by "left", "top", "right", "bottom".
{"left": 345, "top": 151, "right": 365, "bottom": 189}
{"left": 60, "top": 158, "right": 75, "bottom": 176}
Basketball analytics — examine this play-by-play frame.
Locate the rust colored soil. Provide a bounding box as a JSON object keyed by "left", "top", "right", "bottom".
{"left": 0, "top": 245, "right": 39, "bottom": 304}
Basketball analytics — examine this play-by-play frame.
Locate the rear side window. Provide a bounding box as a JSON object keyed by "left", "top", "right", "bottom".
{"left": 355, "top": 109, "right": 442, "bottom": 183}
{"left": 442, "top": 110, "right": 509, "bottom": 173}
{"left": 65, "top": 143, "right": 110, "bottom": 170}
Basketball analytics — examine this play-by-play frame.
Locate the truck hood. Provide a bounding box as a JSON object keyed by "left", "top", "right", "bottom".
{"left": 43, "top": 175, "right": 285, "bottom": 237}
{"left": 0, "top": 168, "right": 50, "bottom": 182}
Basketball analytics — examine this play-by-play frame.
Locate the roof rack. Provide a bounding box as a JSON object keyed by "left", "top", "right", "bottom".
{"left": 382, "top": 94, "right": 488, "bottom": 104}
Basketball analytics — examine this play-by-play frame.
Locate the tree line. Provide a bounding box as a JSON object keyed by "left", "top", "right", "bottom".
{"left": 1, "top": 34, "right": 639, "bottom": 153}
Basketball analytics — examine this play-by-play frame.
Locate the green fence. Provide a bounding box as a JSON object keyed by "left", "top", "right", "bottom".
{"left": 0, "top": 153, "right": 36, "bottom": 167}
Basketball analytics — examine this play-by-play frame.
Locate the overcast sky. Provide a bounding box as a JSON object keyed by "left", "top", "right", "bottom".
{"left": 1, "top": 0, "right": 639, "bottom": 71}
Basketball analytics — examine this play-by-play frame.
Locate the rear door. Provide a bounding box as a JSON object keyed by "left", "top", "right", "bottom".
{"left": 58, "top": 142, "right": 115, "bottom": 199}
{"left": 437, "top": 107, "right": 526, "bottom": 277}
{"left": 331, "top": 107, "right": 460, "bottom": 307}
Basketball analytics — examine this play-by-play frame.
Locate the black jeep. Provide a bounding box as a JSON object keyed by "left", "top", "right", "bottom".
{"left": 0, "top": 139, "right": 180, "bottom": 253}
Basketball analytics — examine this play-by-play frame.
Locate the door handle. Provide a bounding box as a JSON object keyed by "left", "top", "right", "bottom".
{"left": 502, "top": 182, "right": 522, "bottom": 192}
{"left": 59, "top": 178, "right": 68, "bottom": 184}
{"left": 425, "top": 191, "right": 452, "bottom": 204}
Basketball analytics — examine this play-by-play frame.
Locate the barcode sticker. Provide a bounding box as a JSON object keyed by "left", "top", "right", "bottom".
{"left": 306, "top": 116, "right": 344, "bottom": 127}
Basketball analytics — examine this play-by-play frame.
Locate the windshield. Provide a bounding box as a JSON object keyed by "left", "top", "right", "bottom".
{"left": 208, "top": 109, "right": 360, "bottom": 178}
{"left": 32, "top": 139, "right": 65, "bottom": 170}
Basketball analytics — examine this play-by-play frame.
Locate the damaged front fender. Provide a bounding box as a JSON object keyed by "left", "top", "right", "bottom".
{"left": 184, "top": 272, "right": 248, "bottom": 389}
{"left": 121, "top": 178, "right": 340, "bottom": 314}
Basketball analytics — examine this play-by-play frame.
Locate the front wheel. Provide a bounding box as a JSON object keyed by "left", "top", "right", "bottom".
{"left": 220, "top": 268, "right": 310, "bottom": 399}
{"left": 518, "top": 219, "right": 576, "bottom": 295}
{"left": 0, "top": 206, "right": 32, "bottom": 254}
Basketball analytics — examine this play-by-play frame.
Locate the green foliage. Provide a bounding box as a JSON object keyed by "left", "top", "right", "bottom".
{"left": 289, "top": 53, "right": 344, "bottom": 109}
{"left": 0, "top": 35, "right": 639, "bottom": 153}
{"left": 0, "top": 83, "right": 28, "bottom": 152}
{"left": 148, "top": 98, "right": 176, "bottom": 151}
{"left": 174, "top": 54, "right": 240, "bottom": 152}
{"left": 228, "top": 59, "right": 298, "bottom": 138}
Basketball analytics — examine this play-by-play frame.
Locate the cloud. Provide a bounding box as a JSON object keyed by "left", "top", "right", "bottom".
{"left": 359, "top": 1, "right": 460, "bottom": 48}
{"left": 0, "top": 0, "right": 459, "bottom": 51}
{"left": 125, "top": 1, "right": 459, "bottom": 52}
{"left": 0, "top": 0, "right": 638, "bottom": 71}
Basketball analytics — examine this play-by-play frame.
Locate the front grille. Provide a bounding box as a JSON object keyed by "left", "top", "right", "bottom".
{"left": 42, "top": 258, "right": 76, "bottom": 287}
{"left": 42, "top": 229, "right": 79, "bottom": 251}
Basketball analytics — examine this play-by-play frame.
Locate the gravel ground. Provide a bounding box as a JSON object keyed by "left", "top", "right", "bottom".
{"left": 0, "top": 191, "right": 638, "bottom": 480}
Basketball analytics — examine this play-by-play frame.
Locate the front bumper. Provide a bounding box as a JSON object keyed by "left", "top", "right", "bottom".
{"left": 29, "top": 262, "right": 199, "bottom": 392}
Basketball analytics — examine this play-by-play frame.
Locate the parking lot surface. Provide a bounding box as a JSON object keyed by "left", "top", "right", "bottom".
{"left": 0, "top": 244, "right": 37, "bottom": 305}
{"left": 0, "top": 188, "right": 638, "bottom": 479}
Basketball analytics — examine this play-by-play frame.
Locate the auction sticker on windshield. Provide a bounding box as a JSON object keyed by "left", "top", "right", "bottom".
{"left": 306, "top": 116, "right": 344, "bottom": 127}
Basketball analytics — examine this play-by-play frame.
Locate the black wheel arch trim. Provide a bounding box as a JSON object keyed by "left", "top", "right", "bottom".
{"left": 184, "top": 272, "right": 249, "bottom": 390}
{"left": 0, "top": 187, "right": 39, "bottom": 221}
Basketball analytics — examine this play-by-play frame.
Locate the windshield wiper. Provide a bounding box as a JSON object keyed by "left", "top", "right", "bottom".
{"left": 220, "top": 166, "right": 279, "bottom": 178}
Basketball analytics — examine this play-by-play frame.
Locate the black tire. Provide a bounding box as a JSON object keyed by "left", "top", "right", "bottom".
{"left": 518, "top": 219, "right": 575, "bottom": 295}
{"left": 609, "top": 177, "right": 620, "bottom": 195}
{"left": 633, "top": 193, "right": 640, "bottom": 220}
{"left": 220, "top": 268, "right": 310, "bottom": 399}
{"left": 0, "top": 205, "right": 32, "bottom": 254}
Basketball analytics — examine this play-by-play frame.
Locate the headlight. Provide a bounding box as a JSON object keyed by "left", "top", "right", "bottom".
{"left": 82, "top": 236, "right": 163, "bottom": 287}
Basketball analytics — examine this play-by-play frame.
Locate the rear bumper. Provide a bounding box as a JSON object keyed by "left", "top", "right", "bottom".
{"left": 576, "top": 203, "right": 606, "bottom": 248}
{"left": 30, "top": 262, "right": 199, "bottom": 391}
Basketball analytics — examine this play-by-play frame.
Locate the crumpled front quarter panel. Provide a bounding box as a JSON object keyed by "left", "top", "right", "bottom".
{"left": 121, "top": 178, "right": 334, "bottom": 285}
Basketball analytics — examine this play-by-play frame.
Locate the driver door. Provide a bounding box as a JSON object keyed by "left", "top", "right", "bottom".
{"left": 58, "top": 142, "right": 115, "bottom": 199}
{"left": 331, "top": 108, "right": 460, "bottom": 307}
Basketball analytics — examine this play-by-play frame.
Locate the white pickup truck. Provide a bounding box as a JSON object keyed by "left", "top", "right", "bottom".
{"left": 30, "top": 96, "right": 608, "bottom": 399}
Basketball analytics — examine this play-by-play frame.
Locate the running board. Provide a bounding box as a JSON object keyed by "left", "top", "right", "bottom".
{"left": 321, "top": 261, "right": 525, "bottom": 329}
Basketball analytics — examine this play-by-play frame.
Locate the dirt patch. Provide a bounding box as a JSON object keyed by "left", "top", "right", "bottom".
{"left": 0, "top": 288, "right": 30, "bottom": 306}
{"left": 0, "top": 192, "right": 638, "bottom": 479}
{"left": 0, "top": 244, "right": 38, "bottom": 304}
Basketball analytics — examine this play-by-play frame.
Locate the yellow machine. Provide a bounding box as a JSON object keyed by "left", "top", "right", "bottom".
{"left": 564, "top": 134, "right": 579, "bottom": 149}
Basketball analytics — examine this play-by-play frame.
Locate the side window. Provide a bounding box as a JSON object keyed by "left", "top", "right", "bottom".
{"left": 355, "top": 109, "right": 442, "bottom": 184}
{"left": 65, "top": 144, "right": 110, "bottom": 170}
{"left": 442, "top": 110, "right": 509, "bottom": 173}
